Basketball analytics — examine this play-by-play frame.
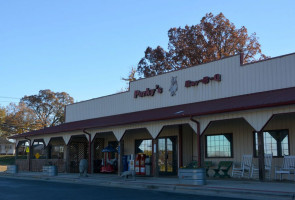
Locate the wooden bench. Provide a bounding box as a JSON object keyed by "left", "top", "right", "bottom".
{"left": 213, "top": 161, "right": 232, "bottom": 178}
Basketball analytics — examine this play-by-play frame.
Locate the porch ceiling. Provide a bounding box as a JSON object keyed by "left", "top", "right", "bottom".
{"left": 9, "top": 86, "right": 295, "bottom": 139}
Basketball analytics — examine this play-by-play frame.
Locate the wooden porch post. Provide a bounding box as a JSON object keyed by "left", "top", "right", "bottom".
{"left": 65, "top": 143, "right": 70, "bottom": 173}
{"left": 257, "top": 131, "right": 265, "bottom": 181}
{"left": 152, "top": 139, "right": 158, "bottom": 177}
{"left": 27, "top": 139, "right": 32, "bottom": 171}
{"left": 118, "top": 139, "right": 124, "bottom": 176}
{"left": 179, "top": 125, "right": 183, "bottom": 168}
{"left": 91, "top": 140, "right": 94, "bottom": 174}
{"left": 15, "top": 142, "right": 18, "bottom": 160}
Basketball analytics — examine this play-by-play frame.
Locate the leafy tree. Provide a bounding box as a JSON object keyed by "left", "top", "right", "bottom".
{"left": 137, "top": 12, "right": 268, "bottom": 78}
{"left": 138, "top": 46, "right": 175, "bottom": 78}
{"left": 122, "top": 67, "right": 137, "bottom": 83}
{"left": 0, "top": 107, "right": 6, "bottom": 135}
{"left": 0, "top": 103, "right": 41, "bottom": 137}
{"left": 121, "top": 67, "right": 138, "bottom": 91}
{"left": 0, "top": 107, "right": 5, "bottom": 124}
{"left": 21, "top": 89, "right": 74, "bottom": 128}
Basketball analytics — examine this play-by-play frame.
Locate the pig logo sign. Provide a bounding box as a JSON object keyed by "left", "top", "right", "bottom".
{"left": 169, "top": 76, "right": 178, "bottom": 96}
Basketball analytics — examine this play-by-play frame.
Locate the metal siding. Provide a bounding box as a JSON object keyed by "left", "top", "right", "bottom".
{"left": 203, "top": 118, "right": 255, "bottom": 177}
{"left": 66, "top": 54, "right": 295, "bottom": 122}
{"left": 192, "top": 131, "right": 198, "bottom": 161}
{"left": 264, "top": 113, "right": 295, "bottom": 156}
{"left": 254, "top": 113, "right": 295, "bottom": 179}
{"left": 182, "top": 124, "right": 194, "bottom": 166}
{"left": 122, "top": 129, "right": 152, "bottom": 156}
{"left": 158, "top": 126, "right": 178, "bottom": 137}
{"left": 202, "top": 113, "right": 295, "bottom": 179}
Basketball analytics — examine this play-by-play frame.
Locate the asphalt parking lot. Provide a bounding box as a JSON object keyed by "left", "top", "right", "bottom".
{"left": 0, "top": 177, "right": 243, "bottom": 200}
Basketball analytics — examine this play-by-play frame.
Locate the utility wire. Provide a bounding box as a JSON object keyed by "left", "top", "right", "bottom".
{"left": 0, "top": 96, "right": 21, "bottom": 99}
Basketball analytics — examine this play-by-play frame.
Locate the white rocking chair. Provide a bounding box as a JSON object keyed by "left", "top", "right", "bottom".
{"left": 274, "top": 155, "right": 295, "bottom": 181}
{"left": 232, "top": 154, "right": 253, "bottom": 178}
{"left": 251, "top": 154, "right": 272, "bottom": 180}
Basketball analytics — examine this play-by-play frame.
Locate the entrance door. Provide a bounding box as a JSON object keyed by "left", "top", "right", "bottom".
{"left": 158, "top": 137, "right": 177, "bottom": 175}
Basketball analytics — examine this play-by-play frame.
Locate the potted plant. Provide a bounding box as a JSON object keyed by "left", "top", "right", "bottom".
{"left": 178, "top": 161, "right": 206, "bottom": 185}
{"left": 43, "top": 161, "right": 58, "bottom": 176}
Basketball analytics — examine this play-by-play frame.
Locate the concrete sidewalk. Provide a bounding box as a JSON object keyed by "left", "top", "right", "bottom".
{"left": 0, "top": 172, "right": 294, "bottom": 200}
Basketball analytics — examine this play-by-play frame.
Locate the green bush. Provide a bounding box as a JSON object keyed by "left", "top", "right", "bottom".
{"left": 182, "top": 161, "right": 200, "bottom": 169}
{"left": 0, "top": 155, "right": 15, "bottom": 165}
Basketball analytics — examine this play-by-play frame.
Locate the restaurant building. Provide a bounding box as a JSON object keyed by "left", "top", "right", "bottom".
{"left": 10, "top": 53, "right": 295, "bottom": 179}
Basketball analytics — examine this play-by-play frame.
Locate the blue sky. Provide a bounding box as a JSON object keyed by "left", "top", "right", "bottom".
{"left": 1, "top": 0, "right": 295, "bottom": 106}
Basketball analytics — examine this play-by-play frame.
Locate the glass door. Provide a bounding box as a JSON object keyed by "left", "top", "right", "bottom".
{"left": 158, "top": 137, "right": 177, "bottom": 175}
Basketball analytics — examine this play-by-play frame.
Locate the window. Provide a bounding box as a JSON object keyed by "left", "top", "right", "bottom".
{"left": 17, "top": 141, "right": 29, "bottom": 159}
{"left": 32, "top": 141, "right": 46, "bottom": 159}
{"left": 135, "top": 139, "right": 152, "bottom": 156}
{"left": 254, "top": 129, "right": 289, "bottom": 157}
{"left": 49, "top": 137, "right": 66, "bottom": 159}
{"left": 205, "top": 134, "right": 233, "bottom": 158}
{"left": 51, "top": 145, "right": 64, "bottom": 159}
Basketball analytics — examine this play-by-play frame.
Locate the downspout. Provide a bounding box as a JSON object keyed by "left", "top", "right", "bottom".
{"left": 83, "top": 129, "right": 92, "bottom": 174}
{"left": 24, "top": 137, "right": 31, "bottom": 171}
{"left": 190, "top": 116, "right": 201, "bottom": 168}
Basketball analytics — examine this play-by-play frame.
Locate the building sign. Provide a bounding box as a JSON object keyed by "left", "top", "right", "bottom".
{"left": 185, "top": 74, "right": 221, "bottom": 88}
{"left": 134, "top": 85, "right": 163, "bottom": 98}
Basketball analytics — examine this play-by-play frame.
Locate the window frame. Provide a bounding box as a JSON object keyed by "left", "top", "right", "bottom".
{"left": 205, "top": 133, "right": 233, "bottom": 158}
{"left": 134, "top": 139, "right": 153, "bottom": 156}
{"left": 31, "top": 140, "right": 46, "bottom": 159}
{"left": 50, "top": 145, "right": 65, "bottom": 159}
{"left": 253, "top": 129, "right": 290, "bottom": 158}
{"left": 48, "top": 137, "right": 66, "bottom": 159}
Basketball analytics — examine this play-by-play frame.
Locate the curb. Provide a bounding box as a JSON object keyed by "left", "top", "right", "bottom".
{"left": 1, "top": 173, "right": 294, "bottom": 200}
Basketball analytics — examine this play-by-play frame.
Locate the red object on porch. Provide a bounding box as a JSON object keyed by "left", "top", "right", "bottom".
{"left": 135, "top": 154, "right": 141, "bottom": 175}
{"left": 100, "top": 152, "right": 113, "bottom": 173}
{"left": 100, "top": 144, "right": 118, "bottom": 173}
{"left": 140, "top": 154, "right": 146, "bottom": 175}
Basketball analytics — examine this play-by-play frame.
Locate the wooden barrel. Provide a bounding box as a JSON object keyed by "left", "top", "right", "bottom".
{"left": 6, "top": 165, "right": 18, "bottom": 174}
{"left": 178, "top": 168, "right": 206, "bottom": 185}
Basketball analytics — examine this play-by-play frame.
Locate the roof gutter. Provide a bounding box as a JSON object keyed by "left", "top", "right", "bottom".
{"left": 190, "top": 116, "right": 201, "bottom": 168}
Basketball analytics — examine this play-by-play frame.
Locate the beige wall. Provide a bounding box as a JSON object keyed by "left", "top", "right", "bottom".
{"left": 264, "top": 113, "right": 295, "bottom": 155}
{"left": 182, "top": 124, "right": 195, "bottom": 167}
{"left": 202, "top": 114, "right": 295, "bottom": 178}
{"left": 262, "top": 113, "right": 295, "bottom": 177}
{"left": 202, "top": 118, "right": 254, "bottom": 176}
{"left": 157, "top": 124, "right": 197, "bottom": 168}
{"left": 203, "top": 118, "right": 254, "bottom": 163}
{"left": 116, "top": 124, "right": 197, "bottom": 168}
{"left": 93, "top": 132, "right": 117, "bottom": 148}
{"left": 66, "top": 53, "right": 295, "bottom": 123}
{"left": 122, "top": 129, "right": 152, "bottom": 155}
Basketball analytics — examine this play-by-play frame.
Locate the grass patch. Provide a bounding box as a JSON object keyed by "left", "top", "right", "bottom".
{"left": 0, "top": 155, "right": 15, "bottom": 165}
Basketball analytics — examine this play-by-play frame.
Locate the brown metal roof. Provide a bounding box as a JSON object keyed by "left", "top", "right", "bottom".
{"left": 10, "top": 87, "right": 295, "bottom": 139}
